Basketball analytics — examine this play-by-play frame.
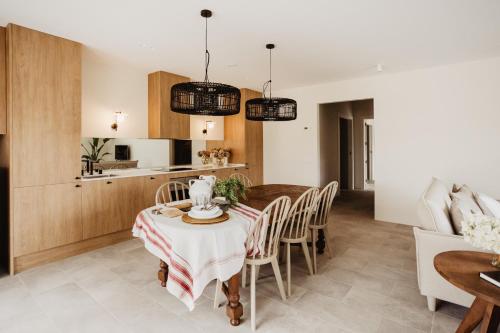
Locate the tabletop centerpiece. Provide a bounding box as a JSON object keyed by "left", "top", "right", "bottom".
{"left": 461, "top": 214, "right": 500, "bottom": 268}
{"left": 213, "top": 178, "right": 247, "bottom": 208}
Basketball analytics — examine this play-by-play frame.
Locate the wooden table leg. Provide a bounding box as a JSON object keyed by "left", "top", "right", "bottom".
{"left": 223, "top": 273, "right": 243, "bottom": 326}
{"left": 158, "top": 260, "right": 168, "bottom": 287}
{"left": 480, "top": 303, "right": 499, "bottom": 333}
{"left": 457, "top": 297, "right": 488, "bottom": 333}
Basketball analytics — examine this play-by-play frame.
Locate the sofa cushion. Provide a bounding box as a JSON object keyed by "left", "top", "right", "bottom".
{"left": 450, "top": 191, "right": 482, "bottom": 215}
{"left": 449, "top": 197, "right": 480, "bottom": 234}
{"left": 474, "top": 192, "right": 500, "bottom": 218}
{"left": 417, "top": 178, "right": 454, "bottom": 234}
{"left": 452, "top": 184, "right": 474, "bottom": 197}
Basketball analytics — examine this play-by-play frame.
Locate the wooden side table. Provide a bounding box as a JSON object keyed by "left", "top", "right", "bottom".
{"left": 434, "top": 251, "right": 500, "bottom": 333}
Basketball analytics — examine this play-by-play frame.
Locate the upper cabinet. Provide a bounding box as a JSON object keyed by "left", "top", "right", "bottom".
{"left": 207, "top": 88, "right": 263, "bottom": 185}
{"left": 0, "top": 26, "right": 6, "bottom": 134}
{"left": 8, "top": 24, "right": 82, "bottom": 187}
{"left": 148, "top": 71, "right": 190, "bottom": 139}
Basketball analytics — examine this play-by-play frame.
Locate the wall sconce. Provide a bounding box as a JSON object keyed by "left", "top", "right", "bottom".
{"left": 190, "top": 116, "right": 223, "bottom": 140}
{"left": 111, "top": 112, "right": 127, "bottom": 131}
{"left": 202, "top": 120, "right": 215, "bottom": 135}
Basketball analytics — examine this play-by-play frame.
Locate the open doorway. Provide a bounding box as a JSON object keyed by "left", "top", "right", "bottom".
{"left": 319, "top": 99, "right": 374, "bottom": 213}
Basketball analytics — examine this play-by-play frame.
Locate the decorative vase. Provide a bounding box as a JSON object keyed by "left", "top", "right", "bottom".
{"left": 214, "top": 158, "right": 224, "bottom": 167}
{"left": 201, "top": 156, "right": 210, "bottom": 165}
{"left": 223, "top": 156, "right": 229, "bottom": 166}
{"left": 492, "top": 254, "right": 500, "bottom": 268}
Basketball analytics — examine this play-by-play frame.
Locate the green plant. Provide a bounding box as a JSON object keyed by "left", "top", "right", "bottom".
{"left": 81, "top": 138, "right": 111, "bottom": 162}
{"left": 214, "top": 178, "right": 247, "bottom": 204}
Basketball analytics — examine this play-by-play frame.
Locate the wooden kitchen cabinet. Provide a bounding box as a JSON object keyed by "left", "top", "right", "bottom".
{"left": 8, "top": 24, "right": 81, "bottom": 187}
{"left": 13, "top": 183, "right": 83, "bottom": 257}
{"left": 148, "top": 71, "right": 190, "bottom": 139}
{"left": 207, "top": 88, "right": 263, "bottom": 185}
{"left": 0, "top": 26, "right": 6, "bottom": 134}
{"left": 143, "top": 174, "right": 170, "bottom": 207}
{"left": 82, "top": 177, "right": 144, "bottom": 239}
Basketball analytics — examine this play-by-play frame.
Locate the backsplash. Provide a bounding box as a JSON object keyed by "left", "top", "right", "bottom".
{"left": 80, "top": 138, "right": 206, "bottom": 168}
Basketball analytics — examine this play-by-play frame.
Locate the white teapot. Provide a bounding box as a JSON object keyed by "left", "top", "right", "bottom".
{"left": 189, "top": 175, "right": 217, "bottom": 206}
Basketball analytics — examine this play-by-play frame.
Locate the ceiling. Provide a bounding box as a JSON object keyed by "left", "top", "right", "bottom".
{"left": 1, "top": 0, "right": 500, "bottom": 90}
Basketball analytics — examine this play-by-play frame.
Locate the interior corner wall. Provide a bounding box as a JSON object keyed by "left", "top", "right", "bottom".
{"left": 264, "top": 56, "right": 500, "bottom": 226}
{"left": 352, "top": 100, "right": 374, "bottom": 190}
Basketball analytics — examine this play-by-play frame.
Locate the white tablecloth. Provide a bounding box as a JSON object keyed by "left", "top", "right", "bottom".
{"left": 132, "top": 201, "right": 260, "bottom": 310}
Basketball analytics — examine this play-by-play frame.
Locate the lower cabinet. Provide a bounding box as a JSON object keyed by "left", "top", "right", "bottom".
{"left": 13, "top": 183, "right": 82, "bottom": 257}
{"left": 143, "top": 174, "right": 170, "bottom": 207}
{"left": 82, "top": 177, "right": 144, "bottom": 239}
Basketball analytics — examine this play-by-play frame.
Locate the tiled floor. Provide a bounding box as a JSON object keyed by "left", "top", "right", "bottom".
{"left": 0, "top": 191, "right": 476, "bottom": 332}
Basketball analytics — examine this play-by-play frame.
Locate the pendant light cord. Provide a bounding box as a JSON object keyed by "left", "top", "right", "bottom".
{"left": 262, "top": 47, "right": 272, "bottom": 99}
{"left": 204, "top": 15, "right": 210, "bottom": 83}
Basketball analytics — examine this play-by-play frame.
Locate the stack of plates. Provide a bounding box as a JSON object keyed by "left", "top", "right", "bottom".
{"left": 188, "top": 205, "right": 223, "bottom": 219}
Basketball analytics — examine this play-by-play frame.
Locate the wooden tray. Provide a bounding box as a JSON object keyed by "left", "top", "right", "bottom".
{"left": 181, "top": 212, "right": 230, "bottom": 225}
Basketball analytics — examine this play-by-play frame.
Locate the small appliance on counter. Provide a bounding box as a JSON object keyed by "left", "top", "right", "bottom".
{"left": 115, "top": 145, "right": 130, "bottom": 160}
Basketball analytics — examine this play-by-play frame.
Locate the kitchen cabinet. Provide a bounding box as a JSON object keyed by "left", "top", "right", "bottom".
{"left": 148, "top": 71, "right": 190, "bottom": 139}
{"left": 13, "top": 183, "right": 82, "bottom": 257}
{"left": 0, "top": 26, "right": 6, "bottom": 134}
{"left": 207, "top": 88, "right": 263, "bottom": 185}
{"left": 82, "top": 177, "right": 144, "bottom": 239}
{"left": 143, "top": 174, "right": 170, "bottom": 207}
{"left": 8, "top": 24, "right": 81, "bottom": 187}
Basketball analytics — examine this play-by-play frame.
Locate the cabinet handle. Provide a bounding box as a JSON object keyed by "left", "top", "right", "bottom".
{"left": 150, "top": 177, "right": 156, "bottom": 180}
{"left": 75, "top": 184, "right": 81, "bottom": 188}
{"left": 75, "top": 176, "right": 81, "bottom": 180}
{"left": 107, "top": 181, "right": 112, "bottom": 184}
{"left": 234, "top": 168, "right": 239, "bottom": 171}
{"left": 211, "top": 170, "right": 216, "bottom": 173}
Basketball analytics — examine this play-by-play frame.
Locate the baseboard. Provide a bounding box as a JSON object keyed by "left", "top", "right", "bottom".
{"left": 13, "top": 230, "right": 132, "bottom": 274}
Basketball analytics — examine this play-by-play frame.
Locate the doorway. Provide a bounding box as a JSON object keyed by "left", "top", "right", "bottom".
{"left": 318, "top": 99, "right": 374, "bottom": 211}
{"left": 339, "top": 118, "right": 352, "bottom": 190}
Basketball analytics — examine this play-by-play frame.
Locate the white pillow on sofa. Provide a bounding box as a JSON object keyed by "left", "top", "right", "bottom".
{"left": 474, "top": 192, "right": 500, "bottom": 218}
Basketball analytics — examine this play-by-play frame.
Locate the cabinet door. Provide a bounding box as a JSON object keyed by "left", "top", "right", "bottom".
{"left": 148, "top": 71, "right": 190, "bottom": 139}
{"left": 143, "top": 174, "right": 170, "bottom": 207}
{"left": 9, "top": 24, "right": 81, "bottom": 187}
{"left": 13, "top": 183, "right": 82, "bottom": 256}
{"left": 116, "top": 177, "right": 145, "bottom": 231}
{"left": 82, "top": 180, "right": 118, "bottom": 239}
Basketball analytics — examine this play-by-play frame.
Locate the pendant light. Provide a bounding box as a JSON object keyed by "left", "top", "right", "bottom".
{"left": 171, "top": 9, "right": 241, "bottom": 116}
{"left": 246, "top": 44, "right": 297, "bottom": 121}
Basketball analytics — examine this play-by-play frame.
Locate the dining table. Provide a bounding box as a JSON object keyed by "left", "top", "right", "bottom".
{"left": 133, "top": 184, "right": 313, "bottom": 327}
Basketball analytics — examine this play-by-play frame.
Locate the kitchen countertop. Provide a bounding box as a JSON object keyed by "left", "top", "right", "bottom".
{"left": 81, "top": 163, "right": 247, "bottom": 182}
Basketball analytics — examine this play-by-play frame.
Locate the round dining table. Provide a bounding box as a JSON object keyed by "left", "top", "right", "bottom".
{"left": 153, "top": 184, "right": 313, "bottom": 326}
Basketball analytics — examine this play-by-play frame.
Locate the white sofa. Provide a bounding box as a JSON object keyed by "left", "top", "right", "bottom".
{"left": 414, "top": 177, "right": 479, "bottom": 311}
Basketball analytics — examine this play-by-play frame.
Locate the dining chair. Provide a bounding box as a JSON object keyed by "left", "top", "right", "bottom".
{"left": 155, "top": 181, "right": 190, "bottom": 205}
{"left": 214, "top": 195, "right": 291, "bottom": 331}
{"left": 280, "top": 187, "right": 319, "bottom": 296}
{"left": 230, "top": 172, "right": 253, "bottom": 187}
{"left": 309, "top": 180, "right": 338, "bottom": 274}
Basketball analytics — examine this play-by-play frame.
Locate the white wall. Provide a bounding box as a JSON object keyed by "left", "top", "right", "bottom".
{"left": 82, "top": 47, "right": 148, "bottom": 138}
{"left": 265, "top": 56, "right": 500, "bottom": 226}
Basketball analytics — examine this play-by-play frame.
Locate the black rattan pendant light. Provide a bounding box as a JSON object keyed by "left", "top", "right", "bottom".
{"left": 246, "top": 44, "right": 297, "bottom": 121}
{"left": 170, "top": 9, "right": 240, "bottom": 116}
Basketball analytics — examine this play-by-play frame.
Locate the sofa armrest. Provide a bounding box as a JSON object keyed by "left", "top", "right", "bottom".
{"left": 413, "top": 227, "right": 480, "bottom": 308}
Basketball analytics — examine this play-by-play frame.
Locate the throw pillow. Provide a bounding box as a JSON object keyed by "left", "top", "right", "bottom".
{"left": 474, "top": 192, "right": 500, "bottom": 218}
{"left": 449, "top": 197, "right": 481, "bottom": 234}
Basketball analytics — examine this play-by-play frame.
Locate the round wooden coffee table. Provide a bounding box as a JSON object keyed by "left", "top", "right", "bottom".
{"left": 434, "top": 251, "right": 500, "bottom": 333}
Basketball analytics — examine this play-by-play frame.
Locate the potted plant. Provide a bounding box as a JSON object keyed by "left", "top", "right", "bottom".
{"left": 81, "top": 138, "right": 111, "bottom": 162}
{"left": 213, "top": 178, "right": 247, "bottom": 205}
{"left": 197, "top": 150, "right": 211, "bottom": 165}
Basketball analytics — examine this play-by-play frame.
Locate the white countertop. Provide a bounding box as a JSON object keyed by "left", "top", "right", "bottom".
{"left": 81, "top": 163, "right": 246, "bottom": 182}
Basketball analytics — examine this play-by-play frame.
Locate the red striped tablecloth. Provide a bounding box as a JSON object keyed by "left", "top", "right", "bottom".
{"left": 132, "top": 202, "right": 261, "bottom": 310}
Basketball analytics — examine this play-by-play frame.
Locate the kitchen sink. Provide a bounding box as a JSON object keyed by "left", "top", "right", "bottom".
{"left": 82, "top": 174, "right": 118, "bottom": 179}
